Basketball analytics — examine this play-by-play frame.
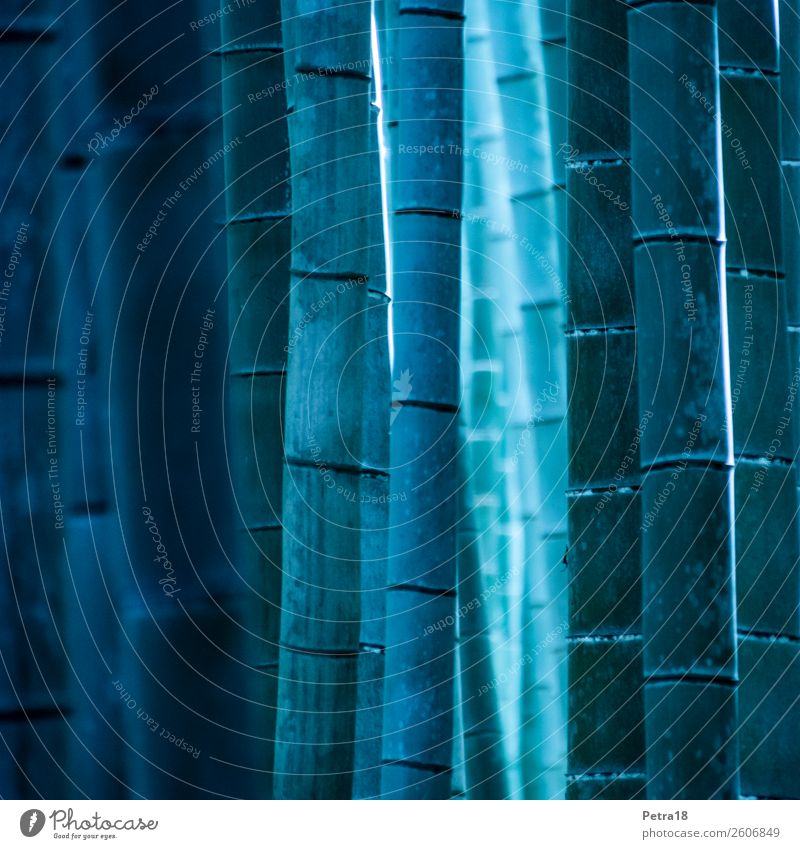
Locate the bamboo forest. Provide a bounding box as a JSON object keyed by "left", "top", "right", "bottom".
{"left": 2, "top": 0, "right": 800, "bottom": 805}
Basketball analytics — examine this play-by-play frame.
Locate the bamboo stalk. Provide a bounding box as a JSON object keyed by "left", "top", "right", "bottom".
{"left": 777, "top": 0, "right": 800, "bottom": 800}
{"left": 538, "top": 0, "right": 568, "bottom": 276}
{"left": 381, "top": 0, "right": 465, "bottom": 799}
{"left": 718, "top": 0, "right": 800, "bottom": 799}
{"left": 628, "top": 0, "right": 739, "bottom": 799}
{"left": 564, "top": 0, "right": 645, "bottom": 800}
{"left": 782, "top": 0, "right": 800, "bottom": 393}
{"left": 456, "top": 440, "right": 512, "bottom": 799}
{"left": 462, "top": 3, "right": 519, "bottom": 795}
{"left": 0, "top": 2, "right": 68, "bottom": 799}
{"left": 484, "top": 0, "right": 570, "bottom": 798}
{"left": 219, "top": 0, "right": 289, "bottom": 799}
{"left": 52, "top": 1, "right": 128, "bottom": 798}
{"left": 273, "top": 0, "right": 373, "bottom": 799}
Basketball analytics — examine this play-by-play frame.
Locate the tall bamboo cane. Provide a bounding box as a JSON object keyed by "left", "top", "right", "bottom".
{"left": 782, "top": 0, "right": 800, "bottom": 391}
{"left": 456, "top": 439, "right": 512, "bottom": 798}
{"left": 718, "top": 0, "right": 800, "bottom": 799}
{"left": 0, "top": 0, "right": 68, "bottom": 799}
{"left": 273, "top": 0, "right": 373, "bottom": 799}
{"left": 538, "top": 0, "right": 568, "bottom": 275}
{"left": 52, "top": 0, "right": 127, "bottom": 798}
{"left": 628, "top": 0, "right": 740, "bottom": 799}
{"left": 485, "top": 0, "right": 570, "bottom": 799}
{"left": 777, "top": 0, "right": 800, "bottom": 800}
{"left": 462, "top": 3, "right": 520, "bottom": 795}
{"left": 219, "top": 0, "right": 289, "bottom": 799}
{"left": 381, "top": 0, "right": 465, "bottom": 799}
{"left": 564, "top": 0, "right": 645, "bottom": 800}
